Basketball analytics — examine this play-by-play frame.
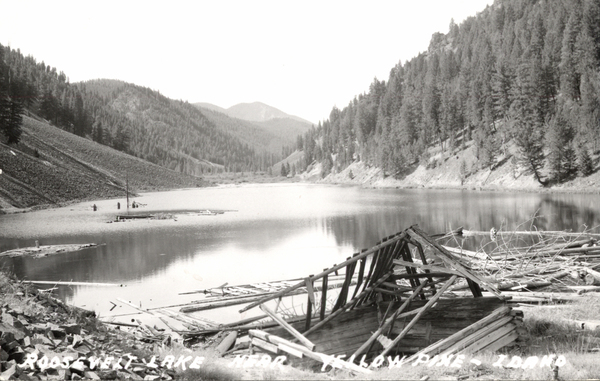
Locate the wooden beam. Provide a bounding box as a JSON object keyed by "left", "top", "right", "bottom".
{"left": 320, "top": 272, "right": 328, "bottom": 320}
{"left": 405, "top": 305, "right": 511, "bottom": 362}
{"left": 259, "top": 304, "right": 316, "bottom": 351}
{"left": 380, "top": 275, "right": 459, "bottom": 357}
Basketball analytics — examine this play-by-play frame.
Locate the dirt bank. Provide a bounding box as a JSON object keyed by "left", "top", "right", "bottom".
{"left": 319, "top": 142, "right": 600, "bottom": 194}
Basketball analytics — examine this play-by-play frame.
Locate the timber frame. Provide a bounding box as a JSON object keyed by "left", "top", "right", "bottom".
{"left": 242, "top": 225, "right": 522, "bottom": 371}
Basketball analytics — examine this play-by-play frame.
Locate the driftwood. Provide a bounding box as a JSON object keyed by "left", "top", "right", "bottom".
{"left": 23, "top": 280, "right": 124, "bottom": 287}
{"left": 0, "top": 243, "right": 101, "bottom": 258}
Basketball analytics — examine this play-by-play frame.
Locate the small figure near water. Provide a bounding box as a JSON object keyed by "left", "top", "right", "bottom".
{"left": 93, "top": 204, "right": 97, "bottom": 212}
{"left": 117, "top": 202, "right": 120, "bottom": 210}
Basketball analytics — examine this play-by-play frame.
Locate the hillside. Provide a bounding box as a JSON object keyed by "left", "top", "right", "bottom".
{"left": 82, "top": 80, "right": 259, "bottom": 174}
{"left": 296, "top": 0, "right": 600, "bottom": 190}
{"left": 316, "top": 137, "right": 600, "bottom": 193}
{"left": 0, "top": 45, "right": 281, "bottom": 175}
{"left": 0, "top": 115, "right": 207, "bottom": 212}
{"left": 193, "top": 101, "right": 313, "bottom": 154}
{"left": 195, "top": 107, "right": 292, "bottom": 155}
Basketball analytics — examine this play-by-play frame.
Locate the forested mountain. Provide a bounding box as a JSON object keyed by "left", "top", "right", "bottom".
{"left": 299, "top": 0, "right": 600, "bottom": 185}
{"left": 193, "top": 101, "right": 313, "bottom": 156}
{"left": 0, "top": 47, "right": 279, "bottom": 175}
{"left": 194, "top": 104, "right": 310, "bottom": 156}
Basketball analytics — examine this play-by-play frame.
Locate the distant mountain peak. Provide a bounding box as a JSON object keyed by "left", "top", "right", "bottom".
{"left": 194, "top": 101, "right": 312, "bottom": 125}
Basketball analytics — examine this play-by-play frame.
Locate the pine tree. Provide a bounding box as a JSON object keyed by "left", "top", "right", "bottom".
{"left": 576, "top": 144, "right": 594, "bottom": 176}
{"left": 545, "top": 109, "right": 574, "bottom": 182}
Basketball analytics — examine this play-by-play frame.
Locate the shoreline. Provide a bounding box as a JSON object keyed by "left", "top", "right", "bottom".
{"left": 2, "top": 175, "right": 598, "bottom": 216}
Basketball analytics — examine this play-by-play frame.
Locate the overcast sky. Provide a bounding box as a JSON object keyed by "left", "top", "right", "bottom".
{"left": 1, "top": 0, "right": 493, "bottom": 124}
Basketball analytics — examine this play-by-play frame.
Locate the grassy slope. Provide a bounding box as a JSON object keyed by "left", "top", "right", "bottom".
{"left": 0, "top": 115, "right": 207, "bottom": 212}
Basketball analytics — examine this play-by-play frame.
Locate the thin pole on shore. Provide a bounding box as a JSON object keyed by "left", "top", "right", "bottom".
{"left": 126, "top": 171, "right": 129, "bottom": 210}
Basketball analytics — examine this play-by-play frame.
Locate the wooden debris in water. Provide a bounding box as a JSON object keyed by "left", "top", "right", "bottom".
{"left": 0, "top": 243, "right": 101, "bottom": 258}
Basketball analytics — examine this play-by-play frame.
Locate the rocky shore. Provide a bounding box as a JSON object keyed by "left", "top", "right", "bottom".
{"left": 0, "top": 272, "right": 179, "bottom": 381}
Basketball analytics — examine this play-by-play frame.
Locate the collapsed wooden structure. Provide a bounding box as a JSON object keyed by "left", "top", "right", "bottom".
{"left": 233, "top": 225, "right": 524, "bottom": 371}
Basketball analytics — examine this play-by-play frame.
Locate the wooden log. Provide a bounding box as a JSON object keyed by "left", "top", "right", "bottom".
{"left": 442, "top": 245, "right": 488, "bottom": 260}
{"left": 439, "top": 316, "right": 514, "bottom": 356}
{"left": 239, "top": 232, "right": 407, "bottom": 313}
{"left": 479, "top": 330, "right": 520, "bottom": 353}
{"left": 380, "top": 275, "right": 459, "bottom": 357}
{"left": 23, "top": 280, "right": 124, "bottom": 287}
{"left": 351, "top": 280, "right": 430, "bottom": 358}
{"left": 157, "top": 309, "right": 216, "bottom": 329}
{"left": 490, "top": 245, "right": 600, "bottom": 260}
{"left": 584, "top": 267, "right": 600, "bottom": 285}
{"left": 405, "top": 305, "right": 511, "bottom": 362}
{"left": 459, "top": 323, "right": 517, "bottom": 354}
{"left": 215, "top": 331, "right": 238, "bottom": 356}
{"left": 260, "top": 304, "right": 315, "bottom": 351}
{"left": 462, "top": 230, "right": 600, "bottom": 238}
{"left": 561, "top": 318, "right": 600, "bottom": 331}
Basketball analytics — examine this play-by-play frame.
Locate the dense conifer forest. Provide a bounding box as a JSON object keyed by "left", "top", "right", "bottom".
{"left": 299, "top": 0, "right": 600, "bottom": 185}
{"left": 0, "top": 48, "right": 278, "bottom": 175}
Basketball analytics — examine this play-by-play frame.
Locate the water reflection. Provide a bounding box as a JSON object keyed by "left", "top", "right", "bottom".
{"left": 1, "top": 185, "right": 599, "bottom": 317}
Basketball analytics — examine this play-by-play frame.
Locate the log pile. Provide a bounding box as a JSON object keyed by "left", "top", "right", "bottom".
{"left": 440, "top": 225, "right": 600, "bottom": 302}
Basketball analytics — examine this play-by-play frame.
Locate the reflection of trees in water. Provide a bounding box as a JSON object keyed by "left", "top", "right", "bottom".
{"left": 324, "top": 192, "right": 600, "bottom": 252}
{"left": 534, "top": 196, "right": 600, "bottom": 232}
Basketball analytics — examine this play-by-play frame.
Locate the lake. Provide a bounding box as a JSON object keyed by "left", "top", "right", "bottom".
{"left": 1, "top": 183, "right": 599, "bottom": 324}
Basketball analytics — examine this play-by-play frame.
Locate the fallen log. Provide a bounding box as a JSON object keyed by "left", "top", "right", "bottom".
{"left": 0, "top": 243, "right": 101, "bottom": 258}
{"left": 23, "top": 280, "right": 124, "bottom": 287}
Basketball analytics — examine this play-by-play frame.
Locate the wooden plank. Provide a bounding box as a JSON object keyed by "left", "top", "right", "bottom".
{"left": 239, "top": 232, "right": 407, "bottom": 313}
{"left": 439, "top": 316, "right": 514, "bottom": 356}
{"left": 249, "top": 329, "right": 371, "bottom": 374}
{"left": 459, "top": 323, "right": 517, "bottom": 354}
{"left": 260, "top": 304, "right": 316, "bottom": 351}
{"left": 278, "top": 343, "right": 304, "bottom": 358}
{"left": 480, "top": 330, "right": 519, "bottom": 353}
{"left": 380, "top": 275, "right": 459, "bottom": 357}
{"left": 320, "top": 272, "right": 328, "bottom": 320}
{"left": 252, "top": 337, "right": 279, "bottom": 354}
{"left": 405, "top": 305, "right": 511, "bottom": 361}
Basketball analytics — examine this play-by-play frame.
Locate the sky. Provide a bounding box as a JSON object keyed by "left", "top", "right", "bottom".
{"left": 1, "top": 0, "right": 493, "bottom": 124}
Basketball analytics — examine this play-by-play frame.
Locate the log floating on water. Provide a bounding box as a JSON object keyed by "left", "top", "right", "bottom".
{"left": 0, "top": 243, "right": 101, "bottom": 258}
{"left": 23, "top": 280, "right": 125, "bottom": 287}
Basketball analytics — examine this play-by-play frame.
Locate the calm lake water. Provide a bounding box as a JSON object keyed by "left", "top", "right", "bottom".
{"left": 1, "top": 183, "right": 599, "bottom": 324}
